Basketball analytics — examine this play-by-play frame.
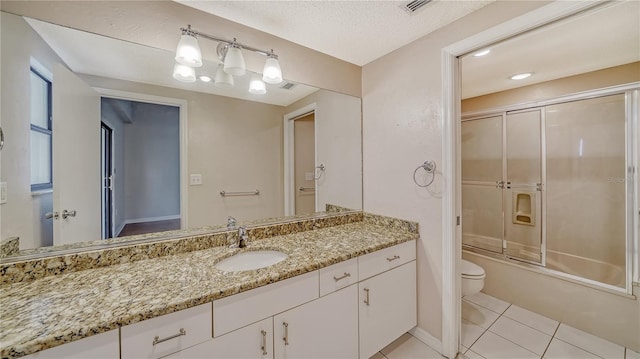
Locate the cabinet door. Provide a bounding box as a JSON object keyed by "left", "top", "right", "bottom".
{"left": 23, "top": 330, "right": 119, "bottom": 359}
{"left": 274, "top": 285, "right": 358, "bottom": 359}
{"left": 165, "top": 318, "right": 273, "bottom": 359}
{"left": 359, "top": 261, "right": 417, "bottom": 359}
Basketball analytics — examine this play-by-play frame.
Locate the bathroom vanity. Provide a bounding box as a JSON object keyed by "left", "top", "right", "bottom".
{"left": 0, "top": 213, "right": 418, "bottom": 359}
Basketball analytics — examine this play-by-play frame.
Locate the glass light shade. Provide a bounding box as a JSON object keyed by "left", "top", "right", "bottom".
{"left": 223, "top": 45, "right": 246, "bottom": 76}
{"left": 248, "top": 74, "right": 266, "bottom": 95}
{"left": 175, "top": 34, "right": 202, "bottom": 67}
{"left": 172, "top": 63, "right": 196, "bottom": 82}
{"left": 214, "top": 65, "right": 234, "bottom": 87}
{"left": 262, "top": 57, "right": 283, "bottom": 84}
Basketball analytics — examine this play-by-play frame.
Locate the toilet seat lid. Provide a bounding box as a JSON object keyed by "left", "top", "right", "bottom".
{"left": 461, "top": 259, "right": 485, "bottom": 277}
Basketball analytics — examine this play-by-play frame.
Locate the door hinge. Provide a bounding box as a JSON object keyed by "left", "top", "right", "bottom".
{"left": 456, "top": 216, "right": 461, "bottom": 226}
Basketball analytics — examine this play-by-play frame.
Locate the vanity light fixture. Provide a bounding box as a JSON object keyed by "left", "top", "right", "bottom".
{"left": 510, "top": 72, "right": 532, "bottom": 80}
{"left": 172, "top": 24, "right": 284, "bottom": 95}
{"left": 473, "top": 49, "right": 491, "bottom": 57}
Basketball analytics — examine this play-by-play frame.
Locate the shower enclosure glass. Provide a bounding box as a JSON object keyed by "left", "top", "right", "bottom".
{"left": 462, "top": 91, "right": 631, "bottom": 290}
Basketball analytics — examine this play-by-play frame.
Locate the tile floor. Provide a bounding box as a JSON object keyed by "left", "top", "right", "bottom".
{"left": 371, "top": 291, "right": 639, "bottom": 359}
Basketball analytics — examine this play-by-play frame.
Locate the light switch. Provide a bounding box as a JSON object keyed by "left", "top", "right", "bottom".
{"left": 305, "top": 172, "right": 315, "bottom": 181}
{"left": 0, "top": 182, "right": 6, "bottom": 204}
{"left": 189, "top": 174, "right": 203, "bottom": 186}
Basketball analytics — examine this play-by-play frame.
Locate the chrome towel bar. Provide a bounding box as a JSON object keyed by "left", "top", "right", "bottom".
{"left": 220, "top": 189, "right": 260, "bottom": 197}
{"left": 298, "top": 186, "right": 315, "bottom": 192}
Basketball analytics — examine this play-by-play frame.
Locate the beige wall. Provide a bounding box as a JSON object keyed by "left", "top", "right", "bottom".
{"left": 0, "top": 12, "right": 64, "bottom": 249}
{"left": 286, "top": 90, "right": 362, "bottom": 211}
{"left": 82, "top": 75, "right": 286, "bottom": 229}
{"left": 362, "top": 1, "right": 549, "bottom": 341}
{"left": 0, "top": 1, "right": 361, "bottom": 98}
{"left": 293, "top": 114, "right": 316, "bottom": 215}
{"left": 462, "top": 62, "right": 640, "bottom": 113}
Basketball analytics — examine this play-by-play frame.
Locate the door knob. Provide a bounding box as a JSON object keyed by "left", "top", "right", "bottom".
{"left": 61, "top": 209, "right": 77, "bottom": 219}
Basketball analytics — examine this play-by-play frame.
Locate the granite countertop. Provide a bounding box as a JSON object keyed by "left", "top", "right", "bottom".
{"left": 0, "top": 220, "right": 418, "bottom": 358}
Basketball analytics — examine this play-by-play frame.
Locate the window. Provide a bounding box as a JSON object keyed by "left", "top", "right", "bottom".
{"left": 30, "top": 68, "right": 52, "bottom": 191}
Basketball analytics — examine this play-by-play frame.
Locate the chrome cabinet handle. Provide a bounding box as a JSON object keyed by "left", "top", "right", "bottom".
{"left": 333, "top": 272, "right": 351, "bottom": 282}
{"left": 0, "top": 126, "right": 4, "bottom": 150}
{"left": 282, "top": 322, "right": 289, "bottom": 346}
{"left": 61, "top": 209, "right": 76, "bottom": 219}
{"left": 261, "top": 330, "right": 268, "bottom": 355}
{"left": 386, "top": 255, "right": 400, "bottom": 262}
{"left": 153, "top": 328, "right": 186, "bottom": 346}
{"left": 364, "top": 288, "right": 370, "bottom": 306}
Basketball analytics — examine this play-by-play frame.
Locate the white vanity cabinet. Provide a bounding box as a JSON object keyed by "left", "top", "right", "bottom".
{"left": 166, "top": 318, "right": 273, "bottom": 359}
{"left": 23, "top": 330, "right": 119, "bottom": 359}
{"left": 357, "top": 241, "right": 417, "bottom": 359}
{"left": 120, "top": 303, "right": 212, "bottom": 359}
{"left": 273, "top": 284, "right": 359, "bottom": 359}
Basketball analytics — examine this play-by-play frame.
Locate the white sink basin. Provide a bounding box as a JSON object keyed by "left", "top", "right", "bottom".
{"left": 215, "top": 250, "right": 287, "bottom": 271}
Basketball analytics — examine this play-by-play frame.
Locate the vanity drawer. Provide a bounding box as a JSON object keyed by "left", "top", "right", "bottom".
{"left": 319, "top": 257, "right": 358, "bottom": 296}
{"left": 358, "top": 240, "right": 416, "bottom": 281}
{"left": 213, "top": 270, "right": 318, "bottom": 337}
{"left": 120, "top": 303, "right": 212, "bottom": 359}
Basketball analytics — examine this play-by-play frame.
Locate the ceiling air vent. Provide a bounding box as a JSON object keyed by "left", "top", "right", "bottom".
{"left": 280, "top": 82, "right": 297, "bottom": 90}
{"left": 401, "top": 0, "right": 432, "bottom": 14}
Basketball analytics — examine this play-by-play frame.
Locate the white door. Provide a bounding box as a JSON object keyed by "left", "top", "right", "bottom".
{"left": 52, "top": 64, "right": 101, "bottom": 245}
{"left": 274, "top": 285, "right": 358, "bottom": 359}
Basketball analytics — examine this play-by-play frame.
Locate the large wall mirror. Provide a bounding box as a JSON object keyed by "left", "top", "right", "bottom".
{"left": 0, "top": 7, "right": 362, "bottom": 259}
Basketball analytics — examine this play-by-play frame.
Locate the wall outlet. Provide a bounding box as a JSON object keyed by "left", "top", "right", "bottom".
{"left": 305, "top": 172, "right": 315, "bottom": 181}
{"left": 0, "top": 182, "right": 6, "bottom": 205}
{"left": 189, "top": 174, "right": 203, "bottom": 186}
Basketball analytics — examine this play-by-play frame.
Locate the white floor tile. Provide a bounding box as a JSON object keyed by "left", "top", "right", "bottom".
{"left": 462, "top": 319, "right": 487, "bottom": 348}
{"left": 555, "top": 324, "right": 625, "bottom": 358}
{"left": 544, "top": 338, "right": 600, "bottom": 359}
{"left": 462, "top": 300, "right": 501, "bottom": 329}
{"left": 489, "top": 316, "right": 552, "bottom": 355}
{"left": 470, "top": 331, "right": 538, "bottom": 359}
{"left": 503, "top": 305, "right": 559, "bottom": 335}
{"left": 464, "top": 349, "right": 486, "bottom": 359}
{"left": 370, "top": 352, "right": 387, "bottom": 359}
{"left": 464, "top": 291, "right": 511, "bottom": 314}
{"left": 627, "top": 348, "right": 640, "bottom": 359}
{"left": 380, "top": 333, "right": 443, "bottom": 359}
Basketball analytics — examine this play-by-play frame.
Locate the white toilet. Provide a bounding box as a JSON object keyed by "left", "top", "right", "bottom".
{"left": 461, "top": 259, "right": 485, "bottom": 296}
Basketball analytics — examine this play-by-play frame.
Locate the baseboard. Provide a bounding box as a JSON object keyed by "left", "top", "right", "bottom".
{"left": 123, "top": 215, "right": 180, "bottom": 225}
{"left": 409, "top": 326, "right": 443, "bottom": 355}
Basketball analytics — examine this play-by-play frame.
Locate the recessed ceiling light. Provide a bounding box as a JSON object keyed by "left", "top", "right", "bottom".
{"left": 510, "top": 72, "right": 532, "bottom": 80}
{"left": 199, "top": 75, "right": 212, "bottom": 82}
{"left": 473, "top": 49, "right": 491, "bottom": 57}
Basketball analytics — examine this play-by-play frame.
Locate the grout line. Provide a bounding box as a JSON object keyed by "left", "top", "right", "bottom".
{"left": 378, "top": 351, "right": 389, "bottom": 359}
{"left": 501, "top": 309, "right": 557, "bottom": 338}
{"left": 553, "top": 336, "right": 605, "bottom": 359}
{"left": 540, "top": 320, "right": 560, "bottom": 358}
{"left": 486, "top": 326, "right": 544, "bottom": 358}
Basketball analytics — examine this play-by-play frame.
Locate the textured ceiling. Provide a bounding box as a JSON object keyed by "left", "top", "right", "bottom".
{"left": 176, "top": 0, "right": 494, "bottom": 66}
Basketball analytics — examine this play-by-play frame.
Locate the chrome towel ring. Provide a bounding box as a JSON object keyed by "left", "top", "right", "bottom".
{"left": 413, "top": 160, "right": 436, "bottom": 187}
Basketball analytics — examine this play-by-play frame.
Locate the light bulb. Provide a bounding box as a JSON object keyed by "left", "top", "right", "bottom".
{"left": 214, "top": 65, "right": 234, "bottom": 87}
{"left": 172, "top": 63, "right": 196, "bottom": 82}
{"left": 262, "top": 57, "right": 283, "bottom": 84}
{"left": 175, "top": 34, "right": 202, "bottom": 67}
{"left": 249, "top": 74, "right": 266, "bottom": 95}
{"left": 223, "top": 45, "right": 246, "bottom": 76}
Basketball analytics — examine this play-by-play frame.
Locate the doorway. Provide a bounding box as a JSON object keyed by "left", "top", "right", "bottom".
{"left": 100, "top": 122, "right": 113, "bottom": 239}
{"left": 284, "top": 103, "right": 318, "bottom": 216}
{"left": 100, "top": 97, "right": 181, "bottom": 237}
{"left": 294, "top": 113, "right": 316, "bottom": 215}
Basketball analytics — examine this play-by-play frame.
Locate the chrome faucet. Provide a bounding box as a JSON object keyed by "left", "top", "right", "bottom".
{"left": 227, "top": 216, "right": 237, "bottom": 229}
{"left": 237, "top": 226, "right": 249, "bottom": 248}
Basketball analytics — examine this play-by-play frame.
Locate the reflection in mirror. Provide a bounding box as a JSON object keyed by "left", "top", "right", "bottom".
{"left": 0, "top": 12, "right": 362, "bottom": 259}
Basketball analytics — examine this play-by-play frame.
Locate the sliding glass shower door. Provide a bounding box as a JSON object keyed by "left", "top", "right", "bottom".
{"left": 462, "top": 110, "right": 545, "bottom": 265}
